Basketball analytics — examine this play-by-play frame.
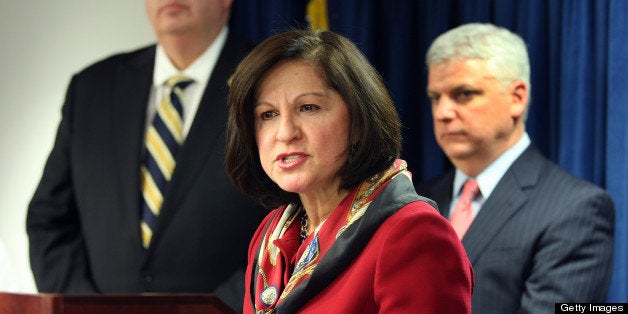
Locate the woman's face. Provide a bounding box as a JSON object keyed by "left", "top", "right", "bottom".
{"left": 254, "top": 60, "right": 351, "bottom": 198}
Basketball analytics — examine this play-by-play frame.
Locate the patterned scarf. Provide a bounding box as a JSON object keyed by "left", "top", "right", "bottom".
{"left": 253, "top": 159, "right": 410, "bottom": 313}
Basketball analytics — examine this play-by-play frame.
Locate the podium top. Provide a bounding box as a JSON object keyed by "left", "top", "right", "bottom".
{"left": 0, "top": 292, "right": 236, "bottom": 314}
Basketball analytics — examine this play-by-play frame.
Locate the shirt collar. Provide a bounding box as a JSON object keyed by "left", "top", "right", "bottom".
{"left": 153, "top": 26, "right": 229, "bottom": 86}
{"left": 453, "top": 132, "right": 531, "bottom": 199}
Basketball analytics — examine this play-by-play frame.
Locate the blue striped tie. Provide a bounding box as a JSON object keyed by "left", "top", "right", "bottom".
{"left": 140, "top": 75, "right": 193, "bottom": 248}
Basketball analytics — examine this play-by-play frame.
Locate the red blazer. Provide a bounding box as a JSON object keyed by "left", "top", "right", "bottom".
{"left": 244, "top": 178, "right": 473, "bottom": 313}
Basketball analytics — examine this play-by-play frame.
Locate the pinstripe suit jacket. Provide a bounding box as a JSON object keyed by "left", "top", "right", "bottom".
{"left": 26, "top": 33, "right": 266, "bottom": 311}
{"left": 416, "top": 145, "right": 615, "bottom": 314}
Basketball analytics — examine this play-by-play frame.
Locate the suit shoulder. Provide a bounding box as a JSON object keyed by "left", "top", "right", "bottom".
{"left": 414, "top": 170, "right": 453, "bottom": 198}
{"left": 74, "top": 44, "right": 155, "bottom": 78}
{"left": 515, "top": 152, "right": 615, "bottom": 216}
{"left": 225, "top": 32, "right": 255, "bottom": 54}
{"left": 218, "top": 32, "right": 254, "bottom": 69}
{"left": 538, "top": 156, "right": 610, "bottom": 197}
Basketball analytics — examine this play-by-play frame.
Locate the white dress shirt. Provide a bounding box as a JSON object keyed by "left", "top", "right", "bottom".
{"left": 449, "top": 133, "right": 532, "bottom": 218}
{"left": 146, "top": 27, "right": 229, "bottom": 139}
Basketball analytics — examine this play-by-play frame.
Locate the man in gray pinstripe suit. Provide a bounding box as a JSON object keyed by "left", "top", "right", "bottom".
{"left": 416, "top": 23, "right": 615, "bottom": 314}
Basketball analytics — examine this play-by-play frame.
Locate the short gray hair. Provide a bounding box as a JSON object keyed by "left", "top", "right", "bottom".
{"left": 426, "top": 23, "right": 531, "bottom": 109}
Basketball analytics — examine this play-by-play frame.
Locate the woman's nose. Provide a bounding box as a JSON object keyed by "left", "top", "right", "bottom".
{"left": 275, "top": 115, "right": 301, "bottom": 142}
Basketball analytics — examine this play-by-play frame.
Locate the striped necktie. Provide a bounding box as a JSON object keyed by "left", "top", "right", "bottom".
{"left": 450, "top": 179, "right": 480, "bottom": 239}
{"left": 140, "top": 75, "right": 193, "bottom": 248}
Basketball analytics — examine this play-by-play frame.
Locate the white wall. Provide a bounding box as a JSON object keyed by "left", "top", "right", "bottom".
{"left": 0, "top": 0, "right": 154, "bottom": 292}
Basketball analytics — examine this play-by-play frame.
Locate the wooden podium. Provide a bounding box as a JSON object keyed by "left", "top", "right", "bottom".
{"left": 0, "top": 292, "right": 236, "bottom": 314}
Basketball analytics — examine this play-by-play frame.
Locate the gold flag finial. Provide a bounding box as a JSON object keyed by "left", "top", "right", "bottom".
{"left": 306, "top": 0, "right": 329, "bottom": 31}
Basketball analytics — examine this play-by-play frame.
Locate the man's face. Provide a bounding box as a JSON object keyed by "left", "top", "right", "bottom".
{"left": 145, "top": 0, "right": 231, "bottom": 38}
{"left": 426, "top": 59, "right": 527, "bottom": 173}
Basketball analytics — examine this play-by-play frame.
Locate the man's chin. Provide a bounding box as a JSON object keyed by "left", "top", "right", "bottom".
{"left": 443, "top": 148, "right": 475, "bottom": 163}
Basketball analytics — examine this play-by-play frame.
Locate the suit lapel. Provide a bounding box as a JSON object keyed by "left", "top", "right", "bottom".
{"left": 112, "top": 47, "right": 155, "bottom": 248}
{"left": 462, "top": 146, "right": 542, "bottom": 264}
{"left": 154, "top": 74, "right": 227, "bottom": 225}
{"left": 151, "top": 34, "right": 250, "bottom": 246}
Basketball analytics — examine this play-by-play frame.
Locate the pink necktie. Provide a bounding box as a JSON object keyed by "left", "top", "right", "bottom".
{"left": 450, "top": 179, "right": 480, "bottom": 239}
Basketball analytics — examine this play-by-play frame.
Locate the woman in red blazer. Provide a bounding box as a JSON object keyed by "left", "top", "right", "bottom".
{"left": 225, "top": 29, "right": 473, "bottom": 313}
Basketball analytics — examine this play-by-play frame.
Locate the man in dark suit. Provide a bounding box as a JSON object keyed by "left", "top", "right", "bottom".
{"left": 26, "top": 0, "right": 265, "bottom": 311}
{"left": 417, "top": 23, "right": 615, "bottom": 313}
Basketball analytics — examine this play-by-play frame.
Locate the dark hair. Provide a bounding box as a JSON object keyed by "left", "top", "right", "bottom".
{"left": 225, "top": 29, "right": 401, "bottom": 209}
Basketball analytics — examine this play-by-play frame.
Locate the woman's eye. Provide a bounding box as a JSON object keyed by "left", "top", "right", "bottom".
{"left": 260, "top": 111, "right": 277, "bottom": 120}
{"left": 300, "top": 104, "right": 319, "bottom": 112}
